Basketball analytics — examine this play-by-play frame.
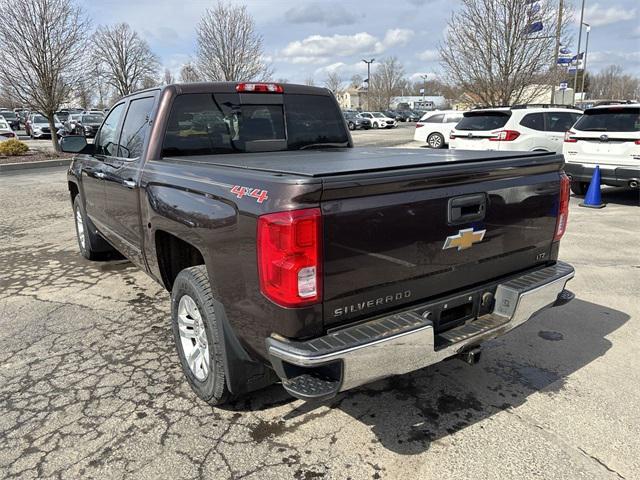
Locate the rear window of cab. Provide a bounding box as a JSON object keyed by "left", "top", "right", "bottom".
{"left": 162, "top": 93, "right": 349, "bottom": 157}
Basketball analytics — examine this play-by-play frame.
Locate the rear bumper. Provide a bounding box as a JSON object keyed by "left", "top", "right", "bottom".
{"left": 565, "top": 163, "right": 640, "bottom": 188}
{"left": 268, "top": 261, "right": 575, "bottom": 401}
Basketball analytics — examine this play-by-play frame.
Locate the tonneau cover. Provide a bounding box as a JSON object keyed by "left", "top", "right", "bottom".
{"left": 164, "top": 148, "right": 555, "bottom": 178}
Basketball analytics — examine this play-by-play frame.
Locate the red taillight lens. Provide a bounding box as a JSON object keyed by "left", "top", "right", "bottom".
{"left": 415, "top": 123, "right": 424, "bottom": 128}
{"left": 236, "top": 82, "right": 284, "bottom": 93}
{"left": 634, "top": 139, "right": 640, "bottom": 145}
{"left": 449, "top": 132, "right": 456, "bottom": 140}
{"left": 257, "top": 208, "right": 322, "bottom": 307}
{"left": 554, "top": 173, "right": 570, "bottom": 241}
{"left": 490, "top": 130, "right": 520, "bottom": 141}
{"left": 564, "top": 131, "right": 577, "bottom": 143}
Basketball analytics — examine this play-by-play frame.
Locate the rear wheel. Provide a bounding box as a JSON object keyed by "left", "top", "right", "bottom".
{"left": 348, "top": 121, "right": 355, "bottom": 131}
{"left": 427, "top": 132, "right": 445, "bottom": 149}
{"left": 570, "top": 181, "right": 589, "bottom": 196}
{"left": 171, "top": 266, "right": 232, "bottom": 406}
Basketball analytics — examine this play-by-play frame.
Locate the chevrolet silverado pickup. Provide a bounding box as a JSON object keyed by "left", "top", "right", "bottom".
{"left": 62, "top": 82, "right": 575, "bottom": 405}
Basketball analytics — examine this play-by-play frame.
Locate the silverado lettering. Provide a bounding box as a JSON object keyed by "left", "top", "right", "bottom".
{"left": 63, "top": 81, "right": 574, "bottom": 405}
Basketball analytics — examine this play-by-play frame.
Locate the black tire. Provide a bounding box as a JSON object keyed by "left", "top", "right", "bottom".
{"left": 427, "top": 132, "right": 445, "bottom": 149}
{"left": 348, "top": 121, "right": 355, "bottom": 131}
{"left": 73, "top": 195, "right": 115, "bottom": 260}
{"left": 373, "top": 122, "right": 379, "bottom": 129}
{"left": 570, "top": 181, "right": 589, "bottom": 196}
{"left": 171, "top": 266, "right": 232, "bottom": 406}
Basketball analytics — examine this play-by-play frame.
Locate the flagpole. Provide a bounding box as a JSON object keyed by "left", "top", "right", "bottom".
{"left": 572, "top": 0, "right": 586, "bottom": 102}
{"left": 580, "top": 24, "right": 591, "bottom": 99}
{"left": 551, "top": 0, "right": 564, "bottom": 104}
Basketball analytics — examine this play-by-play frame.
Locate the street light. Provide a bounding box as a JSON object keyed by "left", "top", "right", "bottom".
{"left": 362, "top": 58, "right": 375, "bottom": 110}
{"left": 580, "top": 23, "right": 591, "bottom": 100}
{"left": 421, "top": 74, "right": 429, "bottom": 101}
{"left": 572, "top": 0, "right": 586, "bottom": 98}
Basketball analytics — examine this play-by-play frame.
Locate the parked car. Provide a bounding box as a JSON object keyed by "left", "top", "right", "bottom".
{"left": 0, "top": 110, "right": 20, "bottom": 130}
{"left": 401, "top": 110, "right": 421, "bottom": 122}
{"left": 343, "top": 111, "right": 369, "bottom": 130}
{"left": 449, "top": 106, "right": 582, "bottom": 154}
{"left": 359, "top": 111, "right": 397, "bottom": 129}
{"left": 0, "top": 117, "right": 17, "bottom": 141}
{"left": 62, "top": 82, "right": 574, "bottom": 405}
{"left": 26, "top": 113, "right": 63, "bottom": 139}
{"left": 563, "top": 103, "right": 640, "bottom": 195}
{"left": 55, "top": 110, "right": 70, "bottom": 123}
{"left": 65, "top": 113, "right": 104, "bottom": 137}
{"left": 414, "top": 110, "right": 466, "bottom": 149}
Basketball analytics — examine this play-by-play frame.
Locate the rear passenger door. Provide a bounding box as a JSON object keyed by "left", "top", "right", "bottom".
{"left": 518, "top": 112, "right": 552, "bottom": 151}
{"left": 544, "top": 112, "right": 581, "bottom": 153}
{"left": 102, "top": 95, "right": 157, "bottom": 268}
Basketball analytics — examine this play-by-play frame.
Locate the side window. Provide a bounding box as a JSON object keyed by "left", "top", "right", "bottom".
{"left": 545, "top": 112, "right": 580, "bottom": 132}
{"left": 118, "top": 97, "right": 156, "bottom": 159}
{"left": 425, "top": 114, "right": 444, "bottom": 123}
{"left": 520, "top": 113, "right": 545, "bottom": 131}
{"left": 95, "top": 103, "right": 125, "bottom": 156}
{"left": 445, "top": 114, "right": 463, "bottom": 124}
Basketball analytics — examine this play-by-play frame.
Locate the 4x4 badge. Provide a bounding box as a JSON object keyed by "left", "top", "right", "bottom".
{"left": 443, "top": 228, "right": 486, "bottom": 251}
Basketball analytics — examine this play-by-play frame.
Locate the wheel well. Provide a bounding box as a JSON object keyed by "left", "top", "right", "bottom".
{"left": 68, "top": 181, "right": 79, "bottom": 204}
{"left": 155, "top": 230, "right": 205, "bottom": 291}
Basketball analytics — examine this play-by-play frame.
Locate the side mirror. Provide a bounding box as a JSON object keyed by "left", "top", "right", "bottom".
{"left": 60, "top": 135, "right": 92, "bottom": 154}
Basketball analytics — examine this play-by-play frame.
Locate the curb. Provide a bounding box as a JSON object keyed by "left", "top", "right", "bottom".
{"left": 0, "top": 158, "right": 70, "bottom": 172}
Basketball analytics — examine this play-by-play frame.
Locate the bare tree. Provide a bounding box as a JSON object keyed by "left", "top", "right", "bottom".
{"left": 369, "top": 57, "right": 407, "bottom": 110}
{"left": 179, "top": 62, "right": 201, "bottom": 83}
{"left": 440, "top": 0, "right": 569, "bottom": 106}
{"left": 324, "top": 72, "right": 344, "bottom": 96}
{"left": 163, "top": 68, "right": 175, "bottom": 85}
{"left": 93, "top": 23, "right": 160, "bottom": 97}
{"left": 588, "top": 65, "right": 640, "bottom": 100}
{"left": 304, "top": 76, "right": 316, "bottom": 86}
{"left": 196, "top": 2, "right": 272, "bottom": 81}
{"left": 0, "top": 0, "right": 90, "bottom": 151}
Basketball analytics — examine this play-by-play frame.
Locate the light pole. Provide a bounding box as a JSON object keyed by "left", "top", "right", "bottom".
{"left": 421, "top": 74, "right": 429, "bottom": 101}
{"left": 572, "top": 0, "right": 586, "bottom": 99}
{"left": 362, "top": 58, "right": 375, "bottom": 110}
{"left": 580, "top": 23, "right": 591, "bottom": 100}
{"left": 550, "top": 0, "right": 565, "bottom": 104}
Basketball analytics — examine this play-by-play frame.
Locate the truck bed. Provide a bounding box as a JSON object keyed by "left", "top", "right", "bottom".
{"left": 164, "top": 148, "right": 557, "bottom": 178}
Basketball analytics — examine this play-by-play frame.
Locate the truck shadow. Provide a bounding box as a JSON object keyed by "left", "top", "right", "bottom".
{"left": 237, "top": 298, "right": 628, "bottom": 455}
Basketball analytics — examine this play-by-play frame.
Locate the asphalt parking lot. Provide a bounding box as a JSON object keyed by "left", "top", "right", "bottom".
{"left": 1, "top": 163, "right": 639, "bottom": 479}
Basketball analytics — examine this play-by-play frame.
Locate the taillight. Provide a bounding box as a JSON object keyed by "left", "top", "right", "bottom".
{"left": 490, "top": 130, "right": 520, "bottom": 141}
{"left": 554, "top": 173, "right": 570, "bottom": 241}
{"left": 415, "top": 123, "right": 424, "bottom": 128}
{"left": 257, "top": 208, "right": 322, "bottom": 307}
{"left": 634, "top": 139, "right": 640, "bottom": 145}
{"left": 564, "top": 131, "right": 577, "bottom": 143}
{"left": 449, "top": 132, "right": 456, "bottom": 140}
{"left": 236, "top": 82, "right": 284, "bottom": 93}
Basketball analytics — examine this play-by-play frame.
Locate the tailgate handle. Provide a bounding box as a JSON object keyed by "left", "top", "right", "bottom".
{"left": 448, "top": 194, "right": 486, "bottom": 225}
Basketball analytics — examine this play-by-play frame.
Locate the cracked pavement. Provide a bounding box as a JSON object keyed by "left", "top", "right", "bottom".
{"left": 1, "top": 167, "right": 639, "bottom": 480}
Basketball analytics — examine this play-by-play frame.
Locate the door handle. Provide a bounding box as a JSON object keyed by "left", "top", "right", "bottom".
{"left": 94, "top": 172, "right": 105, "bottom": 179}
{"left": 123, "top": 180, "right": 136, "bottom": 189}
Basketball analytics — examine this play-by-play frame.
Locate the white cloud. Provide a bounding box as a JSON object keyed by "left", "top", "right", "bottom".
{"left": 281, "top": 29, "right": 415, "bottom": 63}
{"left": 314, "top": 61, "right": 368, "bottom": 77}
{"left": 417, "top": 49, "right": 440, "bottom": 62}
{"left": 583, "top": 4, "right": 637, "bottom": 27}
{"left": 587, "top": 50, "right": 640, "bottom": 66}
{"left": 285, "top": 3, "right": 357, "bottom": 26}
{"left": 382, "top": 29, "right": 414, "bottom": 48}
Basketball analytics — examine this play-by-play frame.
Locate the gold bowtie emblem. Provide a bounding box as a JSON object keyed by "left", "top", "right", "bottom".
{"left": 443, "top": 228, "right": 486, "bottom": 251}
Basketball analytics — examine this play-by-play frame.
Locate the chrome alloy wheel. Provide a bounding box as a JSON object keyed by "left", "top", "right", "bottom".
{"left": 75, "top": 208, "right": 85, "bottom": 249}
{"left": 428, "top": 133, "right": 443, "bottom": 148}
{"left": 178, "top": 295, "right": 210, "bottom": 381}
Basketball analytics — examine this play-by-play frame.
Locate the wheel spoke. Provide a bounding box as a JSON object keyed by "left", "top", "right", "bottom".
{"left": 179, "top": 324, "right": 197, "bottom": 340}
{"left": 187, "top": 347, "right": 201, "bottom": 372}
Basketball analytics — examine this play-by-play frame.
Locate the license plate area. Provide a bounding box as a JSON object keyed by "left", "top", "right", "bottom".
{"left": 414, "top": 291, "right": 489, "bottom": 333}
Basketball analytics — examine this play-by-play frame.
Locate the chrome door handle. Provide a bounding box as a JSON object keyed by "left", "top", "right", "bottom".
{"left": 123, "top": 180, "right": 136, "bottom": 189}
{"left": 94, "top": 172, "right": 105, "bottom": 179}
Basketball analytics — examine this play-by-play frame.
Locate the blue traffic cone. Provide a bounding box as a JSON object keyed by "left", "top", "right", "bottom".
{"left": 579, "top": 165, "right": 606, "bottom": 209}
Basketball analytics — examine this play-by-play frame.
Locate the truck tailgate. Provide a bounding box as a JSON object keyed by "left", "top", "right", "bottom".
{"left": 321, "top": 152, "right": 563, "bottom": 328}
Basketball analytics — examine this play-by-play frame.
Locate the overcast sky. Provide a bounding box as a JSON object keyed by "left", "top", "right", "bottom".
{"left": 82, "top": 0, "right": 640, "bottom": 82}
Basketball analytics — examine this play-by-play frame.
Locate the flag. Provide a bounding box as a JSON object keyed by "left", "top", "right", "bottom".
{"left": 527, "top": 21, "right": 544, "bottom": 33}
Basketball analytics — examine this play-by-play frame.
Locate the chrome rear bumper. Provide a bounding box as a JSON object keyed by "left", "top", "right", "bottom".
{"left": 267, "top": 261, "right": 575, "bottom": 400}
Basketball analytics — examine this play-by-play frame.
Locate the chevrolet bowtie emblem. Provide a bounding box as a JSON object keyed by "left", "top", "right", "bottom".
{"left": 443, "top": 228, "right": 486, "bottom": 251}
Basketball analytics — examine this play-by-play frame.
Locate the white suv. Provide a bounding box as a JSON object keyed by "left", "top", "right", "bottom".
{"left": 563, "top": 104, "right": 640, "bottom": 195}
{"left": 359, "top": 112, "right": 397, "bottom": 129}
{"left": 449, "top": 106, "right": 582, "bottom": 154}
{"left": 414, "top": 110, "right": 465, "bottom": 148}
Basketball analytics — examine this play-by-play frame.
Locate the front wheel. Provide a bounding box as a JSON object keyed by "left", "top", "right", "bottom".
{"left": 570, "top": 181, "right": 589, "bottom": 196}
{"left": 348, "top": 122, "right": 355, "bottom": 131}
{"left": 427, "top": 132, "right": 445, "bottom": 149}
{"left": 372, "top": 122, "right": 379, "bottom": 129}
{"left": 171, "top": 266, "right": 232, "bottom": 406}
